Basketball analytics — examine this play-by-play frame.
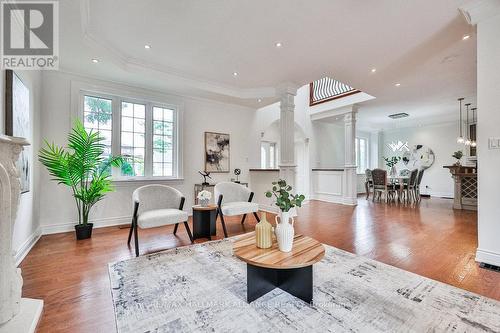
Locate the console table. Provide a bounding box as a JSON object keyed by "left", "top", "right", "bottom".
{"left": 194, "top": 182, "right": 248, "bottom": 205}
{"left": 443, "top": 165, "right": 477, "bottom": 210}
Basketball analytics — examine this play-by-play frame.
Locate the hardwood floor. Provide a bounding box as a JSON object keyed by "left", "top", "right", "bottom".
{"left": 21, "top": 198, "right": 499, "bottom": 332}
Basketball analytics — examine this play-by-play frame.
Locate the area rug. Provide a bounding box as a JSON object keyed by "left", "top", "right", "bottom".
{"left": 108, "top": 237, "right": 500, "bottom": 332}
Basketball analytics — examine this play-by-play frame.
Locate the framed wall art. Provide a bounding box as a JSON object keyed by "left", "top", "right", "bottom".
{"left": 204, "top": 132, "right": 230, "bottom": 172}
{"left": 5, "top": 70, "right": 31, "bottom": 193}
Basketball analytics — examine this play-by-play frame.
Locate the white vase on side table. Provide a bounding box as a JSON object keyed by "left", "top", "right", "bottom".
{"left": 274, "top": 211, "right": 295, "bottom": 252}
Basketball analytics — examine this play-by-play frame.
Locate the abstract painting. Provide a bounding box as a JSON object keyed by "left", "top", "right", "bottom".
{"left": 5, "top": 70, "right": 30, "bottom": 193}
{"left": 205, "top": 132, "right": 229, "bottom": 172}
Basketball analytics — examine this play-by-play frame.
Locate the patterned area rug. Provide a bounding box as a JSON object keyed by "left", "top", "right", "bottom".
{"left": 108, "top": 237, "right": 500, "bottom": 332}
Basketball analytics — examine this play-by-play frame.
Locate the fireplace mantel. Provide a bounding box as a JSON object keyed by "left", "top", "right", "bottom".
{"left": 0, "top": 135, "right": 43, "bottom": 332}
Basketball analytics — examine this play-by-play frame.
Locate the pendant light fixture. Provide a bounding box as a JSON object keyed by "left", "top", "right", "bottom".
{"left": 457, "top": 98, "right": 465, "bottom": 143}
{"left": 464, "top": 103, "right": 471, "bottom": 146}
{"left": 471, "top": 107, "right": 477, "bottom": 147}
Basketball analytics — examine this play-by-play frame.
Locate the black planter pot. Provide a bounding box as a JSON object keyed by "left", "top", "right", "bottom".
{"left": 75, "top": 223, "right": 93, "bottom": 240}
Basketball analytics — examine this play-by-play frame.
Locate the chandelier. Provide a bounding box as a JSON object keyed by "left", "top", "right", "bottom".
{"left": 456, "top": 97, "right": 477, "bottom": 148}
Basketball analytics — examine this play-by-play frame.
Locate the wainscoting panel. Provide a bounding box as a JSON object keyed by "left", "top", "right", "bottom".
{"left": 310, "top": 170, "right": 344, "bottom": 203}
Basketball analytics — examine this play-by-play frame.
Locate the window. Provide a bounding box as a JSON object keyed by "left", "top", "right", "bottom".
{"left": 260, "top": 142, "right": 278, "bottom": 169}
{"left": 83, "top": 95, "right": 112, "bottom": 160}
{"left": 152, "top": 106, "right": 174, "bottom": 177}
{"left": 81, "top": 91, "right": 181, "bottom": 180}
{"left": 121, "top": 102, "right": 146, "bottom": 176}
{"left": 356, "top": 137, "right": 368, "bottom": 174}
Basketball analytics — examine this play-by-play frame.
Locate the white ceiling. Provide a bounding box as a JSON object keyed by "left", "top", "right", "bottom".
{"left": 58, "top": 0, "right": 477, "bottom": 127}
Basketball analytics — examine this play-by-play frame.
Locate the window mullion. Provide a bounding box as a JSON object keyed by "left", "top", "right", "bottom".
{"left": 111, "top": 97, "right": 121, "bottom": 178}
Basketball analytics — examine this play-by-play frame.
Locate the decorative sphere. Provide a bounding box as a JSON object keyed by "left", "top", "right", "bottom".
{"left": 234, "top": 168, "right": 241, "bottom": 175}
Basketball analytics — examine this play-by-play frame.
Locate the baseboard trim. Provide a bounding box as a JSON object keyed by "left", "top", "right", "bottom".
{"left": 14, "top": 227, "right": 42, "bottom": 267}
{"left": 309, "top": 194, "right": 344, "bottom": 205}
{"left": 476, "top": 248, "right": 500, "bottom": 267}
{"left": 41, "top": 215, "right": 133, "bottom": 235}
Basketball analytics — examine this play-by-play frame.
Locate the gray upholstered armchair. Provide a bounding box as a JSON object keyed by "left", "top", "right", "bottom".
{"left": 127, "top": 184, "right": 192, "bottom": 257}
{"left": 214, "top": 182, "right": 259, "bottom": 238}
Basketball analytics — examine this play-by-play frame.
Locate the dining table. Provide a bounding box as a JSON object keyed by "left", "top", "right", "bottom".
{"left": 387, "top": 176, "right": 410, "bottom": 202}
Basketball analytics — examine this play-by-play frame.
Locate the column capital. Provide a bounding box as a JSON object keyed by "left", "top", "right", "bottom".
{"left": 343, "top": 110, "right": 357, "bottom": 123}
{"left": 276, "top": 82, "right": 298, "bottom": 97}
{"left": 459, "top": 0, "right": 500, "bottom": 25}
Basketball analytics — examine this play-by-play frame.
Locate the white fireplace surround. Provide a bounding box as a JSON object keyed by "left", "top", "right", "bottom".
{"left": 0, "top": 135, "right": 42, "bottom": 333}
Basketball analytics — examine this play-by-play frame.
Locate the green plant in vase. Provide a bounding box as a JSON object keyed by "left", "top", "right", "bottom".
{"left": 265, "top": 179, "right": 305, "bottom": 252}
{"left": 38, "top": 120, "right": 125, "bottom": 240}
{"left": 452, "top": 150, "right": 463, "bottom": 166}
{"left": 384, "top": 156, "right": 401, "bottom": 177}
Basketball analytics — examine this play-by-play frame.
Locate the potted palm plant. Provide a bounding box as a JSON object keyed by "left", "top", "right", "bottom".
{"left": 38, "top": 120, "right": 124, "bottom": 240}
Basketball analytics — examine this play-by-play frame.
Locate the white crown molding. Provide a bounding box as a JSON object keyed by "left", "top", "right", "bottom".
{"left": 79, "top": 0, "right": 277, "bottom": 101}
{"left": 459, "top": 0, "right": 500, "bottom": 25}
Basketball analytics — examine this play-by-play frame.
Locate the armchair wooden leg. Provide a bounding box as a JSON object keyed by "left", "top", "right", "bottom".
{"left": 127, "top": 220, "right": 133, "bottom": 245}
{"left": 173, "top": 223, "right": 179, "bottom": 235}
{"left": 183, "top": 222, "right": 194, "bottom": 243}
{"left": 219, "top": 211, "right": 228, "bottom": 238}
{"left": 253, "top": 212, "right": 260, "bottom": 222}
{"left": 240, "top": 214, "right": 247, "bottom": 224}
{"left": 133, "top": 222, "right": 139, "bottom": 257}
{"left": 365, "top": 182, "right": 370, "bottom": 200}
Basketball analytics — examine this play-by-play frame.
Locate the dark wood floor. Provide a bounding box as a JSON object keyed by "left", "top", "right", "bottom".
{"left": 21, "top": 198, "right": 499, "bottom": 332}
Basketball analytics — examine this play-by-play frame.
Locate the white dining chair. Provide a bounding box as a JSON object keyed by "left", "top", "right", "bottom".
{"left": 214, "top": 182, "right": 259, "bottom": 238}
{"left": 127, "top": 184, "right": 192, "bottom": 257}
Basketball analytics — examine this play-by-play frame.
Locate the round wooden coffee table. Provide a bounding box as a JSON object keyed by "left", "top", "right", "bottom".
{"left": 233, "top": 233, "right": 325, "bottom": 303}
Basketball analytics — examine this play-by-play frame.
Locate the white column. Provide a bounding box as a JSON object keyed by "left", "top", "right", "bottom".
{"left": 343, "top": 108, "right": 358, "bottom": 205}
{"left": 278, "top": 87, "right": 297, "bottom": 188}
{"left": 460, "top": 0, "right": 500, "bottom": 266}
{"left": 0, "top": 136, "right": 43, "bottom": 332}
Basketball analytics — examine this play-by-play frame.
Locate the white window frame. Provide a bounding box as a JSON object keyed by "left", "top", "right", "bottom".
{"left": 356, "top": 136, "right": 369, "bottom": 174}
{"left": 72, "top": 81, "right": 183, "bottom": 182}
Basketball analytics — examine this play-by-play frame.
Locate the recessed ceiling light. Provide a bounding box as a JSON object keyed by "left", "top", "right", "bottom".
{"left": 258, "top": 98, "right": 262, "bottom": 103}
{"left": 91, "top": 59, "right": 99, "bottom": 63}
{"left": 371, "top": 68, "right": 377, "bottom": 73}
{"left": 233, "top": 72, "right": 238, "bottom": 77}
{"left": 275, "top": 42, "right": 282, "bottom": 48}
{"left": 144, "top": 44, "right": 151, "bottom": 49}
{"left": 395, "top": 83, "right": 401, "bottom": 87}
{"left": 462, "top": 34, "right": 470, "bottom": 40}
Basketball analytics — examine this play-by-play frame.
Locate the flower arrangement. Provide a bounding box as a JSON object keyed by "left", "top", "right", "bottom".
{"left": 197, "top": 190, "right": 212, "bottom": 206}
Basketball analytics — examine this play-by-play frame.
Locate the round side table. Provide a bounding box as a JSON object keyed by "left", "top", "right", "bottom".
{"left": 192, "top": 204, "right": 217, "bottom": 240}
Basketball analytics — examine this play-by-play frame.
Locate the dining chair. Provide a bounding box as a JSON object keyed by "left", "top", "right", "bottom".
{"left": 365, "top": 169, "right": 374, "bottom": 199}
{"left": 127, "top": 185, "right": 192, "bottom": 257}
{"left": 401, "top": 169, "right": 419, "bottom": 203}
{"left": 415, "top": 169, "right": 425, "bottom": 202}
{"left": 371, "top": 169, "right": 396, "bottom": 202}
{"left": 214, "top": 182, "right": 259, "bottom": 238}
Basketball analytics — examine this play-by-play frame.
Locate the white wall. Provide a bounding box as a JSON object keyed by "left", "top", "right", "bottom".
{"left": 0, "top": 70, "right": 43, "bottom": 264}
{"left": 381, "top": 122, "right": 461, "bottom": 198}
{"left": 38, "top": 71, "right": 256, "bottom": 233}
{"left": 476, "top": 13, "right": 500, "bottom": 267}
